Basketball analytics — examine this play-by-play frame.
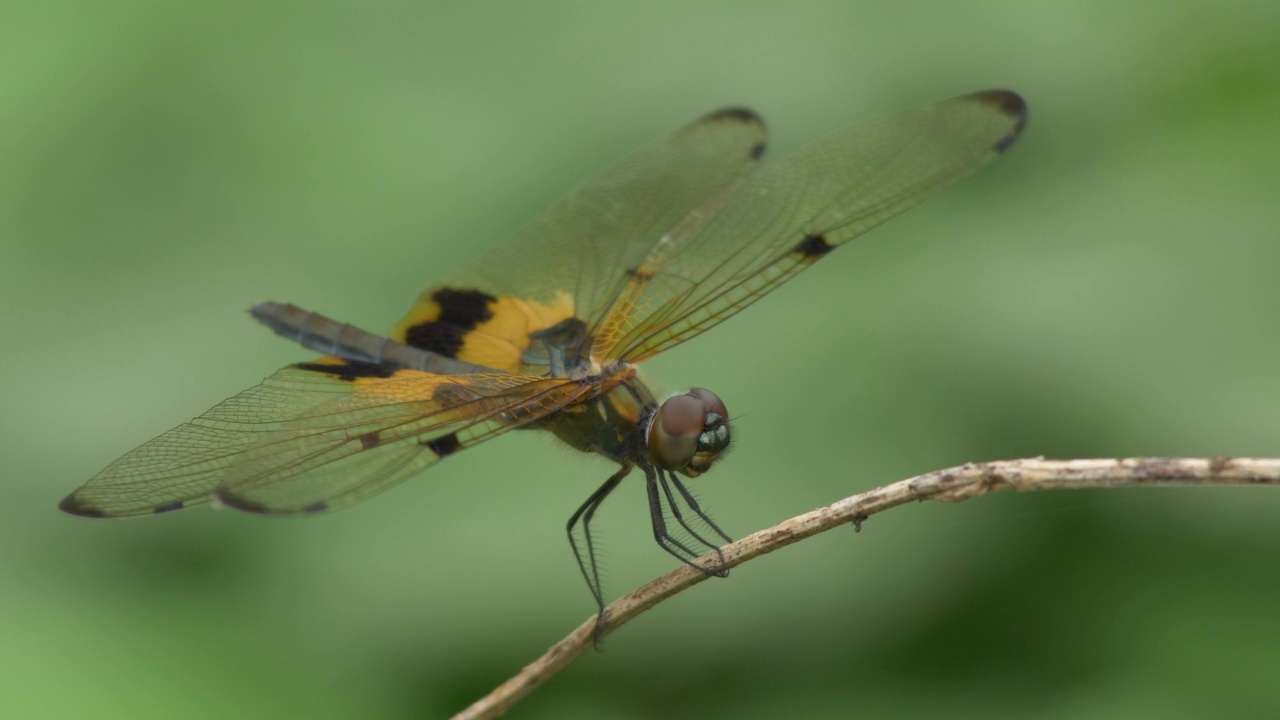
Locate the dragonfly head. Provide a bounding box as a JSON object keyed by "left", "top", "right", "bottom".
{"left": 647, "top": 388, "right": 731, "bottom": 477}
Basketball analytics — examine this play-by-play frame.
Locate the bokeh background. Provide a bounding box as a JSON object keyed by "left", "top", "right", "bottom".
{"left": 4, "top": 1, "right": 1279, "bottom": 717}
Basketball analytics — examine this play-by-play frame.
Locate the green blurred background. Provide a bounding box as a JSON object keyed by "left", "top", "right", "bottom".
{"left": 4, "top": 1, "right": 1279, "bottom": 717}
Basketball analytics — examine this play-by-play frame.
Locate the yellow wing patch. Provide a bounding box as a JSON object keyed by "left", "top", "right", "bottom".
{"left": 390, "top": 287, "right": 575, "bottom": 374}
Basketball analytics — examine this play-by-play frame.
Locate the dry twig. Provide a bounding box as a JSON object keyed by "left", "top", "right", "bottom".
{"left": 454, "top": 456, "right": 1280, "bottom": 719}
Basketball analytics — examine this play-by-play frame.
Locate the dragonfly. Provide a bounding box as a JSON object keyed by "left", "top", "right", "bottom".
{"left": 61, "top": 90, "right": 1027, "bottom": 633}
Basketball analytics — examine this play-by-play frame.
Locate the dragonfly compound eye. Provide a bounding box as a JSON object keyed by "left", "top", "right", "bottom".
{"left": 688, "top": 388, "right": 730, "bottom": 474}
{"left": 648, "top": 393, "right": 707, "bottom": 471}
{"left": 688, "top": 388, "right": 729, "bottom": 452}
{"left": 648, "top": 389, "right": 732, "bottom": 473}
{"left": 687, "top": 387, "right": 727, "bottom": 420}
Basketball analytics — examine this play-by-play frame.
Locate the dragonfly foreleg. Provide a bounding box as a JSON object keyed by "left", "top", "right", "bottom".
{"left": 646, "top": 468, "right": 729, "bottom": 578}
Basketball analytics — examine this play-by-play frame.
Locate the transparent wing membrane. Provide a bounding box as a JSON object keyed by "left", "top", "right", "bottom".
{"left": 403, "top": 107, "right": 767, "bottom": 336}
{"left": 217, "top": 370, "right": 589, "bottom": 514}
{"left": 596, "top": 90, "right": 1027, "bottom": 361}
{"left": 61, "top": 363, "right": 589, "bottom": 517}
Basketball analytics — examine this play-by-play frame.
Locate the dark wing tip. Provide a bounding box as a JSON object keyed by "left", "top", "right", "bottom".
{"left": 701, "top": 106, "right": 765, "bottom": 128}
{"left": 59, "top": 493, "right": 107, "bottom": 518}
{"left": 692, "top": 107, "right": 768, "bottom": 160}
{"left": 217, "top": 490, "right": 328, "bottom": 515}
{"left": 970, "top": 89, "right": 1029, "bottom": 153}
{"left": 971, "top": 89, "right": 1027, "bottom": 120}
{"left": 216, "top": 490, "right": 273, "bottom": 515}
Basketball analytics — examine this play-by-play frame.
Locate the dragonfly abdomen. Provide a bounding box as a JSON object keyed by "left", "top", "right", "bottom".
{"left": 250, "top": 301, "right": 497, "bottom": 375}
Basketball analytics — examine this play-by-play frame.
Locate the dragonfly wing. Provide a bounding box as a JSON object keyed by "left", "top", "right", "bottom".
{"left": 389, "top": 108, "right": 767, "bottom": 374}
{"left": 218, "top": 366, "right": 590, "bottom": 514}
{"left": 588, "top": 90, "right": 1027, "bottom": 362}
{"left": 61, "top": 359, "right": 591, "bottom": 517}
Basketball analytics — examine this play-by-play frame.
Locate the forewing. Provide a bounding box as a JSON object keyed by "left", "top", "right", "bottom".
{"left": 60, "top": 360, "right": 589, "bottom": 517}
{"left": 389, "top": 108, "right": 766, "bottom": 372}
{"left": 590, "top": 90, "right": 1027, "bottom": 362}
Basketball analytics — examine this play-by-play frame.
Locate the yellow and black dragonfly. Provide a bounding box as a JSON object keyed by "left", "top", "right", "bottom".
{"left": 61, "top": 90, "right": 1027, "bottom": 628}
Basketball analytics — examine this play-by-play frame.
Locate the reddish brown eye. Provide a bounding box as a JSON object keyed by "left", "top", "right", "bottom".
{"left": 647, "top": 394, "right": 706, "bottom": 470}
{"left": 687, "top": 388, "right": 727, "bottom": 420}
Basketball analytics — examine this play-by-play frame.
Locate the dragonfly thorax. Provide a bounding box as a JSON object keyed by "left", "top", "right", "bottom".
{"left": 646, "top": 388, "right": 731, "bottom": 476}
{"left": 524, "top": 317, "right": 594, "bottom": 377}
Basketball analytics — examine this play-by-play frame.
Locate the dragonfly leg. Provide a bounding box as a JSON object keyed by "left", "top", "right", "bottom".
{"left": 646, "top": 468, "right": 729, "bottom": 578}
{"left": 567, "top": 464, "right": 632, "bottom": 641}
{"left": 667, "top": 472, "right": 733, "bottom": 545}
